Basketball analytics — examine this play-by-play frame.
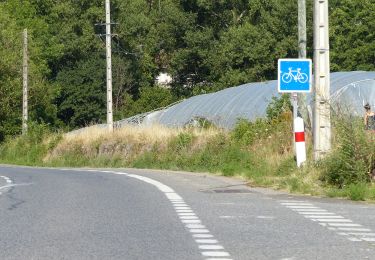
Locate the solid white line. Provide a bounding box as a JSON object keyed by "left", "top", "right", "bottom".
{"left": 199, "top": 245, "right": 224, "bottom": 250}
{"left": 202, "top": 251, "right": 230, "bottom": 257}
{"left": 195, "top": 239, "right": 218, "bottom": 244}
{"left": 193, "top": 234, "right": 214, "bottom": 238}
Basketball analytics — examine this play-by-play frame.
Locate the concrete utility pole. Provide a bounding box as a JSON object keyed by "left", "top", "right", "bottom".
{"left": 22, "top": 29, "right": 28, "bottom": 135}
{"left": 105, "top": 0, "right": 113, "bottom": 132}
{"left": 313, "top": 0, "right": 331, "bottom": 160}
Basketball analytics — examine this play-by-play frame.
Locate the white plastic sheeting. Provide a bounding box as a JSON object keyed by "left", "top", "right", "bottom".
{"left": 123, "top": 71, "right": 375, "bottom": 129}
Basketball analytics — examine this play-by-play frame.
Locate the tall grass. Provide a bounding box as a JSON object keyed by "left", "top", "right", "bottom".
{"left": 1, "top": 97, "right": 374, "bottom": 201}
{"left": 0, "top": 123, "right": 62, "bottom": 165}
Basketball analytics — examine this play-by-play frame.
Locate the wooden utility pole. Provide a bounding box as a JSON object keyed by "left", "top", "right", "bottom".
{"left": 105, "top": 0, "right": 113, "bottom": 132}
{"left": 22, "top": 29, "right": 28, "bottom": 135}
{"left": 313, "top": 0, "right": 331, "bottom": 160}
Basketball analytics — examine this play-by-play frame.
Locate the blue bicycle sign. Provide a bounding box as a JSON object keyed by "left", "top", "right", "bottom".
{"left": 278, "top": 59, "right": 312, "bottom": 93}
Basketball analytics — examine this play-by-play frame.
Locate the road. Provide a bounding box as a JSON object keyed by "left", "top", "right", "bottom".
{"left": 1, "top": 165, "right": 375, "bottom": 260}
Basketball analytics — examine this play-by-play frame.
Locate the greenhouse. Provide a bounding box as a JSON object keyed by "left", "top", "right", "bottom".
{"left": 117, "top": 71, "right": 375, "bottom": 129}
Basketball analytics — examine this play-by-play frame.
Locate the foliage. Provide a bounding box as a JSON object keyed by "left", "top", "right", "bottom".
{"left": 0, "top": 122, "right": 61, "bottom": 165}
{"left": 320, "top": 116, "right": 375, "bottom": 188}
{"left": 1, "top": 1, "right": 374, "bottom": 138}
{"left": 266, "top": 94, "right": 292, "bottom": 121}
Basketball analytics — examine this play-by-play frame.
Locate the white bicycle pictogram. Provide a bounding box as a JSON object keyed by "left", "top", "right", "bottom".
{"left": 281, "top": 68, "right": 308, "bottom": 84}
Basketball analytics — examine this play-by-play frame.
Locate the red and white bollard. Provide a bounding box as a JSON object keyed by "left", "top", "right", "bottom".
{"left": 294, "top": 117, "right": 306, "bottom": 167}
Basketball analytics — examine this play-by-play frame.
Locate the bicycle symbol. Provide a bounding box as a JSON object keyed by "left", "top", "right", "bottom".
{"left": 281, "top": 68, "right": 308, "bottom": 84}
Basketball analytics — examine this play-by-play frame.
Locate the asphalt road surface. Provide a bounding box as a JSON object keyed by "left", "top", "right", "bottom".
{"left": 1, "top": 165, "right": 375, "bottom": 260}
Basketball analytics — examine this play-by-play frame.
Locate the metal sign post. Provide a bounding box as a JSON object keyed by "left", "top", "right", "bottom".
{"left": 278, "top": 59, "right": 312, "bottom": 167}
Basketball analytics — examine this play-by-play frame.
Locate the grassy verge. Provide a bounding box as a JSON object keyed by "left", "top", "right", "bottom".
{"left": 0, "top": 103, "right": 374, "bottom": 201}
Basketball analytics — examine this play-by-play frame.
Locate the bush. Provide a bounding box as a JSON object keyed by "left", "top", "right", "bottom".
{"left": 321, "top": 116, "right": 374, "bottom": 188}
{"left": 0, "top": 122, "right": 61, "bottom": 165}
{"left": 231, "top": 118, "right": 270, "bottom": 146}
{"left": 347, "top": 183, "right": 367, "bottom": 201}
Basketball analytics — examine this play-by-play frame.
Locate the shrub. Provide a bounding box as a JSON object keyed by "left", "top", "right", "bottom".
{"left": 0, "top": 122, "right": 61, "bottom": 165}
{"left": 321, "top": 116, "right": 374, "bottom": 188}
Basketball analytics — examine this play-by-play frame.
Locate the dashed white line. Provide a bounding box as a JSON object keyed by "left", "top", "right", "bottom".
{"left": 78, "top": 170, "right": 232, "bottom": 260}
{"left": 338, "top": 228, "right": 372, "bottom": 232}
{"left": 199, "top": 245, "right": 224, "bottom": 250}
{"left": 202, "top": 251, "right": 231, "bottom": 257}
{"left": 280, "top": 200, "right": 375, "bottom": 245}
{"left": 196, "top": 239, "right": 219, "bottom": 244}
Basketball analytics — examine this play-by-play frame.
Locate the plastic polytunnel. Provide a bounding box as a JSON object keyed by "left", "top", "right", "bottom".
{"left": 117, "top": 71, "right": 375, "bottom": 130}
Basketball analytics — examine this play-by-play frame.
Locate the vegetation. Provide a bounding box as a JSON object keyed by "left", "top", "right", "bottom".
{"left": 1, "top": 1, "right": 374, "bottom": 140}
{"left": 0, "top": 2, "right": 374, "bottom": 201}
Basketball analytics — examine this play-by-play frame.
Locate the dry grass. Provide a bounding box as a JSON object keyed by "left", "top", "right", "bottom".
{"left": 64, "top": 124, "right": 222, "bottom": 144}
{"left": 46, "top": 124, "right": 223, "bottom": 162}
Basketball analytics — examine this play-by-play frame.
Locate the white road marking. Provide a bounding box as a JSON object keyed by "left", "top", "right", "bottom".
{"left": 179, "top": 216, "right": 199, "bottom": 220}
{"left": 105, "top": 170, "right": 232, "bottom": 259}
{"left": 0, "top": 176, "right": 13, "bottom": 193}
{"left": 182, "top": 219, "right": 201, "bottom": 224}
{"left": 287, "top": 206, "right": 320, "bottom": 209}
{"left": 199, "top": 245, "right": 224, "bottom": 250}
{"left": 281, "top": 203, "right": 313, "bottom": 205}
{"left": 202, "top": 251, "right": 231, "bottom": 257}
{"left": 299, "top": 212, "right": 334, "bottom": 215}
{"left": 176, "top": 209, "right": 193, "bottom": 213}
{"left": 362, "top": 238, "right": 375, "bottom": 242}
{"left": 292, "top": 209, "right": 327, "bottom": 212}
{"left": 193, "top": 234, "right": 214, "bottom": 238}
{"left": 313, "top": 219, "right": 352, "bottom": 223}
{"left": 338, "top": 228, "right": 372, "bottom": 232}
{"left": 346, "top": 233, "right": 375, "bottom": 236}
{"left": 190, "top": 229, "right": 210, "bottom": 233}
{"left": 257, "top": 216, "right": 275, "bottom": 219}
{"left": 186, "top": 224, "right": 206, "bottom": 229}
{"left": 279, "top": 200, "right": 375, "bottom": 244}
{"left": 328, "top": 223, "right": 362, "bottom": 227}
{"left": 206, "top": 259, "right": 233, "bottom": 260}
{"left": 304, "top": 215, "right": 344, "bottom": 219}
{"left": 178, "top": 213, "right": 196, "bottom": 216}
{"left": 348, "top": 237, "right": 362, "bottom": 242}
{"left": 195, "top": 239, "right": 218, "bottom": 244}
